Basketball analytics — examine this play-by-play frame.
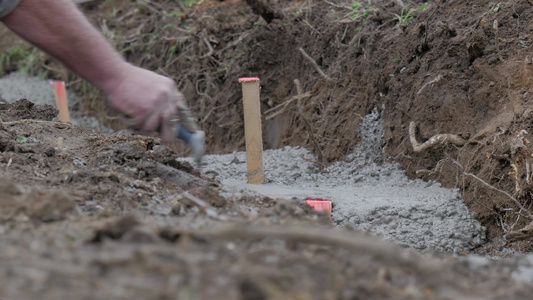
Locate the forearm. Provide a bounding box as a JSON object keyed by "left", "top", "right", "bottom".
{"left": 1, "top": 0, "right": 127, "bottom": 94}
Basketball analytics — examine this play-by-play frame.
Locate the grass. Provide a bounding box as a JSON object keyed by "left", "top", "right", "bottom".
{"left": 182, "top": 0, "right": 198, "bottom": 8}
{"left": 0, "top": 46, "right": 44, "bottom": 76}
{"left": 394, "top": 2, "right": 428, "bottom": 25}
{"left": 15, "top": 136, "right": 27, "bottom": 143}
{"left": 349, "top": 1, "right": 374, "bottom": 20}
{"left": 163, "top": 9, "right": 183, "bottom": 20}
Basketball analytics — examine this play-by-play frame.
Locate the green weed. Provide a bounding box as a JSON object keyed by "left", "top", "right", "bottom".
{"left": 182, "top": 0, "right": 198, "bottom": 8}
{"left": 0, "top": 46, "right": 42, "bottom": 76}
{"left": 394, "top": 2, "right": 428, "bottom": 25}
{"left": 166, "top": 42, "right": 180, "bottom": 68}
{"left": 491, "top": 2, "right": 502, "bottom": 12}
{"left": 163, "top": 9, "right": 183, "bottom": 20}
{"left": 350, "top": 1, "right": 373, "bottom": 20}
{"left": 328, "top": 0, "right": 375, "bottom": 34}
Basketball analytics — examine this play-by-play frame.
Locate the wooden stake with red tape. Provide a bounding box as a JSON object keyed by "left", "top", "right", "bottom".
{"left": 239, "top": 77, "right": 264, "bottom": 184}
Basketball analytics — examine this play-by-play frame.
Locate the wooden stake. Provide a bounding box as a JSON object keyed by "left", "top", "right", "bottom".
{"left": 239, "top": 77, "right": 264, "bottom": 184}
{"left": 51, "top": 81, "right": 70, "bottom": 123}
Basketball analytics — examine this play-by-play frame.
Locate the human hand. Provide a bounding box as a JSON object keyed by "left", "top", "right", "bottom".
{"left": 106, "top": 64, "right": 190, "bottom": 144}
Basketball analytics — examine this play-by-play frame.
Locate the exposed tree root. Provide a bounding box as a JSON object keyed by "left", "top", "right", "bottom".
{"left": 505, "top": 220, "right": 533, "bottom": 242}
{"left": 264, "top": 92, "right": 312, "bottom": 121}
{"left": 409, "top": 121, "right": 467, "bottom": 152}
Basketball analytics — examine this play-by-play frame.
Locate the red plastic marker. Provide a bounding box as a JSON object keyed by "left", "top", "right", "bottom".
{"left": 305, "top": 198, "right": 332, "bottom": 218}
{"left": 50, "top": 81, "right": 70, "bottom": 123}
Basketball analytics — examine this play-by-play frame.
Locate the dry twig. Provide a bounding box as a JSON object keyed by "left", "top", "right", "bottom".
{"left": 199, "top": 36, "right": 214, "bottom": 59}
{"left": 505, "top": 220, "right": 533, "bottom": 242}
{"left": 298, "top": 47, "right": 334, "bottom": 82}
{"left": 416, "top": 75, "right": 443, "bottom": 95}
{"left": 449, "top": 160, "right": 533, "bottom": 221}
{"left": 295, "top": 79, "right": 324, "bottom": 169}
{"left": 264, "top": 92, "right": 312, "bottom": 121}
{"left": 301, "top": 155, "right": 327, "bottom": 169}
{"left": 181, "top": 192, "right": 228, "bottom": 221}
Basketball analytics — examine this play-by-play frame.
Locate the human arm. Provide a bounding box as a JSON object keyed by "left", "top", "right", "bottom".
{"left": 0, "top": 0, "right": 185, "bottom": 143}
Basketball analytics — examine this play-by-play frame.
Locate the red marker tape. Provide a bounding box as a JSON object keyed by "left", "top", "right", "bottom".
{"left": 305, "top": 198, "right": 332, "bottom": 218}
{"left": 238, "top": 77, "right": 260, "bottom": 83}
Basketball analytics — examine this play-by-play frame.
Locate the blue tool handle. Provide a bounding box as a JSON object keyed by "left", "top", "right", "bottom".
{"left": 177, "top": 125, "right": 193, "bottom": 143}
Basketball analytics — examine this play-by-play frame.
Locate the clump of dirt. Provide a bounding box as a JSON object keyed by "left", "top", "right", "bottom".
{"left": 0, "top": 98, "right": 58, "bottom": 121}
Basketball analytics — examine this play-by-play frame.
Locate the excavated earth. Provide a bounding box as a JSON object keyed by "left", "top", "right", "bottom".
{"left": 0, "top": 98, "right": 532, "bottom": 299}
{"left": 3, "top": 0, "right": 533, "bottom": 299}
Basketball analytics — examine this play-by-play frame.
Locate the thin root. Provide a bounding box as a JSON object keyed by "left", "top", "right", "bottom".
{"left": 298, "top": 47, "right": 334, "bottom": 82}
{"left": 416, "top": 75, "right": 443, "bottom": 95}
{"left": 295, "top": 79, "right": 324, "bottom": 169}
{"left": 264, "top": 92, "right": 312, "bottom": 121}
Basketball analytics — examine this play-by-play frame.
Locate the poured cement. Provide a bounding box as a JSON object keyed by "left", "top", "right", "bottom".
{"left": 182, "top": 109, "right": 486, "bottom": 253}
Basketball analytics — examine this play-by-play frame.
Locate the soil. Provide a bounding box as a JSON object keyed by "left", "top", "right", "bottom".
{"left": 0, "top": 98, "right": 531, "bottom": 299}
{"left": 3, "top": 0, "right": 533, "bottom": 298}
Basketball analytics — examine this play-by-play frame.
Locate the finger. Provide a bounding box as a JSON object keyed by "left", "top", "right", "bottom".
{"left": 139, "top": 106, "right": 164, "bottom": 134}
{"left": 178, "top": 107, "right": 198, "bottom": 133}
{"left": 174, "top": 90, "right": 187, "bottom": 108}
{"left": 123, "top": 113, "right": 148, "bottom": 131}
{"left": 159, "top": 104, "right": 178, "bottom": 144}
{"left": 159, "top": 115, "right": 176, "bottom": 144}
